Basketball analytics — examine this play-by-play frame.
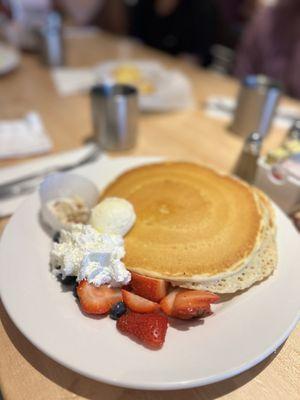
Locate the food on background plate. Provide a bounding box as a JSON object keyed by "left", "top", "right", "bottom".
{"left": 112, "top": 64, "right": 155, "bottom": 95}
{"left": 45, "top": 162, "right": 277, "bottom": 349}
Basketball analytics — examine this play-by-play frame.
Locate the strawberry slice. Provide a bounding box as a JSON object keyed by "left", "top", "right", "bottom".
{"left": 117, "top": 312, "right": 168, "bottom": 349}
{"left": 77, "top": 280, "right": 122, "bottom": 315}
{"left": 160, "top": 289, "right": 219, "bottom": 320}
{"left": 174, "top": 289, "right": 220, "bottom": 305}
{"left": 173, "top": 302, "right": 212, "bottom": 320}
{"left": 160, "top": 289, "right": 180, "bottom": 317}
{"left": 131, "top": 272, "right": 168, "bottom": 302}
{"left": 122, "top": 289, "right": 159, "bottom": 313}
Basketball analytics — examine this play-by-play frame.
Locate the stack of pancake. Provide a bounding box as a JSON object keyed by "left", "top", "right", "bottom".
{"left": 100, "top": 162, "right": 277, "bottom": 293}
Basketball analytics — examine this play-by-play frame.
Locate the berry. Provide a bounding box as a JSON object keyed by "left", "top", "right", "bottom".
{"left": 110, "top": 301, "right": 127, "bottom": 320}
{"left": 53, "top": 232, "right": 61, "bottom": 243}
{"left": 73, "top": 282, "right": 79, "bottom": 298}
{"left": 131, "top": 272, "right": 168, "bottom": 302}
{"left": 59, "top": 275, "right": 77, "bottom": 285}
{"left": 122, "top": 290, "right": 160, "bottom": 313}
{"left": 77, "top": 281, "right": 122, "bottom": 315}
{"left": 160, "top": 289, "right": 219, "bottom": 320}
{"left": 117, "top": 312, "right": 168, "bottom": 349}
{"left": 160, "top": 289, "right": 179, "bottom": 316}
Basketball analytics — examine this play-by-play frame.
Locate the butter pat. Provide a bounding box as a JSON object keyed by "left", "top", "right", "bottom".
{"left": 90, "top": 197, "right": 136, "bottom": 236}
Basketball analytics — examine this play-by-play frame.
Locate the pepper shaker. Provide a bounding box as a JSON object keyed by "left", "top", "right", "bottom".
{"left": 287, "top": 119, "right": 300, "bottom": 141}
{"left": 233, "top": 132, "right": 263, "bottom": 184}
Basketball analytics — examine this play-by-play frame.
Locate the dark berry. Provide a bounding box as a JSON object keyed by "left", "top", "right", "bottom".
{"left": 53, "top": 232, "right": 61, "bottom": 243}
{"left": 59, "top": 275, "right": 77, "bottom": 285}
{"left": 109, "top": 301, "right": 127, "bottom": 320}
{"left": 73, "top": 282, "right": 79, "bottom": 298}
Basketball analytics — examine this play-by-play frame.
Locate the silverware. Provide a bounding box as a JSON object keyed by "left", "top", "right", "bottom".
{"left": 230, "top": 75, "right": 282, "bottom": 138}
{"left": 0, "top": 145, "right": 100, "bottom": 199}
{"left": 90, "top": 84, "right": 139, "bottom": 151}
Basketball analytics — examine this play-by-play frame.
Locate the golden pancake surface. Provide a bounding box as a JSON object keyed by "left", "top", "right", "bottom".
{"left": 100, "top": 162, "right": 263, "bottom": 280}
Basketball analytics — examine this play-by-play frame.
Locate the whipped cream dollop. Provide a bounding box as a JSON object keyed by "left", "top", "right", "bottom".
{"left": 50, "top": 224, "right": 131, "bottom": 287}
{"left": 90, "top": 197, "right": 136, "bottom": 236}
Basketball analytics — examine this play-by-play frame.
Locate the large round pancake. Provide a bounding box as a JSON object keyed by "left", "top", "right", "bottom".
{"left": 100, "top": 162, "right": 264, "bottom": 279}
{"left": 173, "top": 191, "right": 277, "bottom": 293}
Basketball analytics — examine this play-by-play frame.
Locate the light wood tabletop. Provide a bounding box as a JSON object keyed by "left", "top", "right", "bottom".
{"left": 0, "top": 31, "right": 299, "bottom": 400}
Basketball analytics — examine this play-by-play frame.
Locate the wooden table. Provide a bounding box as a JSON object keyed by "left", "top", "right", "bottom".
{"left": 0, "top": 31, "right": 299, "bottom": 400}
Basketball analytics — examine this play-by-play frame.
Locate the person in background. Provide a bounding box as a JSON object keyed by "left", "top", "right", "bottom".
{"left": 234, "top": 0, "right": 300, "bottom": 99}
{"left": 127, "top": 0, "right": 217, "bottom": 67}
{"left": 54, "top": 0, "right": 127, "bottom": 35}
{"left": 214, "top": 0, "right": 259, "bottom": 49}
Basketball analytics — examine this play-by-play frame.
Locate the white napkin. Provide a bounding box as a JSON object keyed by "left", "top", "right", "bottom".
{"left": 0, "top": 143, "right": 105, "bottom": 218}
{"left": 0, "top": 112, "right": 52, "bottom": 159}
{"left": 51, "top": 68, "right": 97, "bottom": 96}
{"left": 204, "top": 95, "right": 300, "bottom": 129}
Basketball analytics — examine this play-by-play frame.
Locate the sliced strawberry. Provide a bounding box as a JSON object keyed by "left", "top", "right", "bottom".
{"left": 172, "top": 289, "right": 218, "bottom": 320}
{"left": 131, "top": 272, "right": 168, "bottom": 302}
{"left": 173, "top": 302, "right": 212, "bottom": 320}
{"left": 175, "top": 289, "right": 220, "bottom": 305}
{"left": 122, "top": 289, "right": 159, "bottom": 313}
{"left": 77, "top": 281, "right": 122, "bottom": 315}
{"left": 160, "top": 289, "right": 219, "bottom": 320}
{"left": 159, "top": 289, "right": 179, "bottom": 317}
{"left": 117, "top": 312, "right": 168, "bottom": 349}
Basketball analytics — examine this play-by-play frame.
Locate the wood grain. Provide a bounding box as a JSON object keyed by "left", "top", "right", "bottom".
{"left": 0, "top": 31, "right": 299, "bottom": 400}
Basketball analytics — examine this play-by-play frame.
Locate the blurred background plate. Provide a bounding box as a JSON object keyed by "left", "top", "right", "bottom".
{"left": 95, "top": 60, "right": 195, "bottom": 112}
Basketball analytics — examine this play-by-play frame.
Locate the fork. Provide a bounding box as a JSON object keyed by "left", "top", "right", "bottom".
{"left": 0, "top": 145, "right": 101, "bottom": 199}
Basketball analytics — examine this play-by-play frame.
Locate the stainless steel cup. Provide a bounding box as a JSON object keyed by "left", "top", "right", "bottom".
{"left": 38, "top": 11, "right": 65, "bottom": 67}
{"left": 230, "top": 75, "right": 282, "bottom": 138}
{"left": 90, "top": 84, "right": 138, "bottom": 151}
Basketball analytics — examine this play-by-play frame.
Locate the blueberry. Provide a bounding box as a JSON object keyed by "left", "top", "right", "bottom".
{"left": 53, "top": 232, "right": 61, "bottom": 243}
{"left": 59, "top": 275, "right": 77, "bottom": 285}
{"left": 109, "top": 301, "right": 127, "bottom": 320}
{"left": 73, "top": 282, "right": 79, "bottom": 298}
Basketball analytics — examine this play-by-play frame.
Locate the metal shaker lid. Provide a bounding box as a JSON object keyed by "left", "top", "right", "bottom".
{"left": 287, "top": 119, "right": 300, "bottom": 140}
{"left": 243, "top": 75, "right": 282, "bottom": 91}
{"left": 243, "top": 131, "right": 263, "bottom": 156}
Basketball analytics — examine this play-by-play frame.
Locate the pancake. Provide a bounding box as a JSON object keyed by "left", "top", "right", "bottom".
{"left": 100, "top": 162, "right": 267, "bottom": 285}
{"left": 172, "top": 190, "right": 277, "bottom": 293}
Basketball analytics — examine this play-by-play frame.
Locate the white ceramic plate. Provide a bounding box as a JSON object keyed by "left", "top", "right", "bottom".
{"left": 0, "top": 43, "right": 20, "bottom": 76}
{"left": 95, "top": 60, "right": 195, "bottom": 112}
{"left": 0, "top": 157, "right": 300, "bottom": 390}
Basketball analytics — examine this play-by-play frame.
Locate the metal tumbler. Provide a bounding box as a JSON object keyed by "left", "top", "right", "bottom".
{"left": 90, "top": 84, "right": 138, "bottom": 151}
{"left": 230, "top": 75, "right": 282, "bottom": 138}
{"left": 38, "top": 11, "right": 64, "bottom": 67}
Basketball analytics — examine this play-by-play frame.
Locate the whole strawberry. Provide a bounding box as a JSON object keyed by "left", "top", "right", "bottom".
{"left": 117, "top": 312, "right": 168, "bottom": 349}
